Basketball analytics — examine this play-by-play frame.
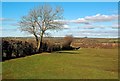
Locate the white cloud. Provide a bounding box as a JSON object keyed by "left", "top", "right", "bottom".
{"left": 55, "top": 14, "right": 118, "bottom": 25}
{"left": 0, "top": 18, "right": 5, "bottom": 21}
{"left": 10, "top": 23, "right": 19, "bottom": 26}
{"left": 75, "top": 29, "right": 118, "bottom": 38}
{"left": 1, "top": 28, "right": 18, "bottom": 31}
{"left": 78, "top": 24, "right": 106, "bottom": 29}
{"left": 70, "top": 18, "right": 89, "bottom": 24}
{"left": 63, "top": 25, "right": 69, "bottom": 29}
{"left": 84, "top": 14, "right": 118, "bottom": 22}
{"left": 79, "top": 29, "right": 118, "bottom": 34}
{"left": 81, "top": 25, "right": 96, "bottom": 29}
{"left": 78, "top": 22, "right": 120, "bottom": 29}
{"left": 0, "top": 18, "right": 15, "bottom": 21}
{"left": 111, "top": 24, "right": 120, "bottom": 29}
{"left": 54, "top": 19, "right": 89, "bottom": 24}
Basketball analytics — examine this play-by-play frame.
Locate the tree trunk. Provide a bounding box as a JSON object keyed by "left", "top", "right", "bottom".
{"left": 39, "top": 31, "right": 44, "bottom": 52}
{"left": 34, "top": 34, "right": 40, "bottom": 52}
{"left": 34, "top": 31, "right": 44, "bottom": 52}
{"left": 36, "top": 40, "right": 40, "bottom": 52}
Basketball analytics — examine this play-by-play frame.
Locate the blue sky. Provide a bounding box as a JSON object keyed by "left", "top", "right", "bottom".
{"left": 1, "top": 0, "right": 119, "bottom": 2}
{"left": 1, "top": 2, "right": 118, "bottom": 38}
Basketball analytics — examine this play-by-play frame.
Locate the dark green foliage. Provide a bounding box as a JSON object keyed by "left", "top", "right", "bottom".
{"left": 2, "top": 36, "right": 81, "bottom": 61}
{"left": 2, "top": 39, "right": 36, "bottom": 61}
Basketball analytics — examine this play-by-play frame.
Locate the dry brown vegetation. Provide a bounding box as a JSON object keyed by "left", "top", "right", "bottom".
{"left": 2, "top": 37, "right": 119, "bottom": 61}
{"left": 2, "top": 37, "right": 119, "bottom": 49}
{"left": 71, "top": 38, "right": 119, "bottom": 48}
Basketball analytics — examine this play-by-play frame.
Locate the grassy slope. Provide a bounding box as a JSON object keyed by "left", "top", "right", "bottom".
{"left": 2, "top": 48, "right": 118, "bottom": 79}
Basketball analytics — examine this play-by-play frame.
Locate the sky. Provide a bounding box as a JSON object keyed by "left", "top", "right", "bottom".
{"left": 1, "top": 0, "right": 119, "bottom": 2}
{"left": 1, "top": 2, "right": 119, "bottom": 38}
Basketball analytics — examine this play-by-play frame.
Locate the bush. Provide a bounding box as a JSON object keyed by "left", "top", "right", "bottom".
{"left": 2, "top": 40, "right": 13, "bottom": 59}
{"left": 2, "top": 39, "right": 36, "bottom": 61}
{"left": 62, "top": 35, "right": 74, "bottom": 50}
{"left": 43, "top": 40, "right": 61, "bottom": 52}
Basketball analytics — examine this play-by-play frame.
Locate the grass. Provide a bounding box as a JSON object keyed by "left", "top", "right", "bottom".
{"left": 2, "top": 48, "right": 118, "bottom": 79}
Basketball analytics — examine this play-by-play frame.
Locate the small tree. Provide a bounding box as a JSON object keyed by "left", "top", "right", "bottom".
{"left": 19, "top": 4, "right": 64, "bottom": 52}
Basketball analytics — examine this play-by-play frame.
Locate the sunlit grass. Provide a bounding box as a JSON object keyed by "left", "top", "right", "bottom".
{"left": 2, "top": 48, "right": 118, "bottom": 79}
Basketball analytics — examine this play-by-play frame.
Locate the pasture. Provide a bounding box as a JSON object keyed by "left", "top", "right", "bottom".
{"left": 2, "top": 48, "right": 118, "bottom": 79}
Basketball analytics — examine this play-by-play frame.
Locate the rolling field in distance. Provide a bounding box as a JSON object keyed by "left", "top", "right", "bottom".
{"left": 2, "top": 37, "right": 120, "bottom": 49}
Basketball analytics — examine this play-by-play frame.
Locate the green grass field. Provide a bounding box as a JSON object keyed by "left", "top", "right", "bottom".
{"left": 2, "top": 48, "right": 118, "bottom": 79}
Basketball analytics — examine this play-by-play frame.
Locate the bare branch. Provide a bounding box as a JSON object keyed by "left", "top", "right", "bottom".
{"left": 19, "top": 4, "right": 64, "bottom": 51}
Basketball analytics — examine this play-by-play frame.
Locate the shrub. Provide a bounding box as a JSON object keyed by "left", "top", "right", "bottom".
{"left": 2, "top": 39, "right": 37, "bottom": 61}
{"left": 43, "top": 40, "right": 61, "bottom": 52}
{"left": 62, "top": 35, "right": 74, "bottom": 50}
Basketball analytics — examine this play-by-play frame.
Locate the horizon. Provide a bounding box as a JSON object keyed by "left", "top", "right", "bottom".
{"left": 1, "top": 2, "right": 119, "bottom": 38}
{"left": 1, "top": 36, "right": 119, "bottom": 39}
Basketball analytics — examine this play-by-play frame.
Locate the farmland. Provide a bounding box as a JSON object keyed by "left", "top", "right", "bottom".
{"left": 1, "top": 37, "right": 119, "bottom": 79}
{"left": 2, "top": 37, "right": 120, "bottom": 48}
{"left": 2, "top": 48, "right": 118, "bottom": 79}
{"left": 2, "top": 2, "right": 119, "bottom": 80}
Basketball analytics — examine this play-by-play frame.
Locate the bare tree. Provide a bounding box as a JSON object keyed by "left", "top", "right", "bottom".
{"left": 19, "top": 4, "right": 64, "bottom": 52}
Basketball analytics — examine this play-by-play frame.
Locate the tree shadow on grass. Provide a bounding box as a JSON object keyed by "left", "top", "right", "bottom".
{"left": 56, "top": 51, "right": 79, "bottom": 54}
